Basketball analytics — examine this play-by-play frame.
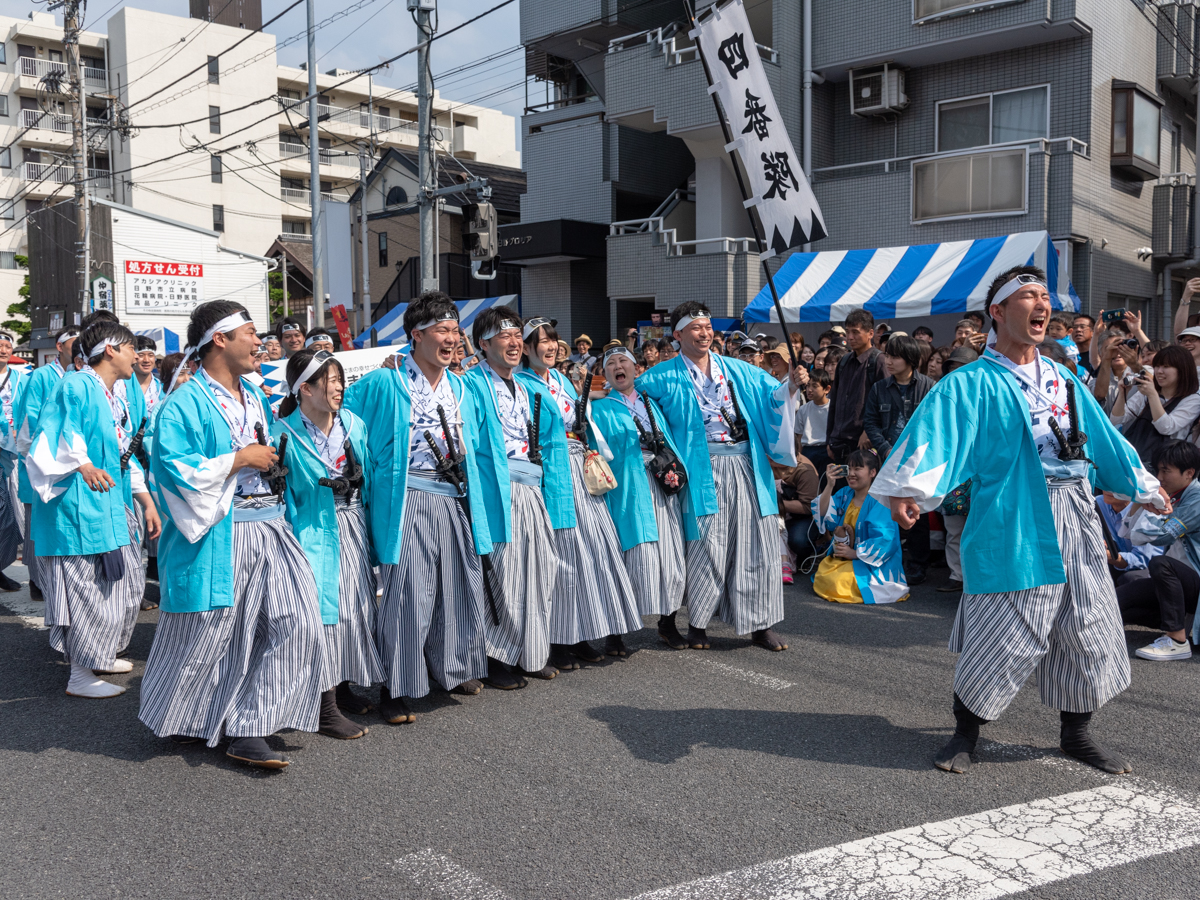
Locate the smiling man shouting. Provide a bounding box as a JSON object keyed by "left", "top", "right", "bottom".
{"left": 871, "top": 265, "right": 1170, "bottom": 777}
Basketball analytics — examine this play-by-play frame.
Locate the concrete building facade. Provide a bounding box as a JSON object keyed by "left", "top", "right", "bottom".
{"left": 513, "top": 0, "right": 1199, "bottom": 341}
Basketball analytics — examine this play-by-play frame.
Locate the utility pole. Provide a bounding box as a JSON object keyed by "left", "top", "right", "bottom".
{"left": 60, "top": 0, "right": 88, "bottom": 316}
{"left": 413, "top": 0, "right": 438, "bottom": 292}
{"left": 306, "top": 0, "right": 324, "bottom": 326}
{"left": 358, "top": 144, "right": 372, "bottom": 344}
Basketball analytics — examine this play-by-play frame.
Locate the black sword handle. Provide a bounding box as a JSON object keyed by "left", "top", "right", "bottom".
{"left": 120, "top": 417, "right": 148, "bottom": 472}
{"left": 642, "top": 392, "right": 667, "bottom": 454}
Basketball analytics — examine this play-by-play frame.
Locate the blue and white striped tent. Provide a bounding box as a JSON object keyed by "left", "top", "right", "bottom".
{"left": 134, "top": 327, "right": 182, "bottom": 355}
{"left": 353, "top": 294, "right": 521, "bottom": 348}
{"left": 743, "top": 231, "right": 1079, "bottom": 324}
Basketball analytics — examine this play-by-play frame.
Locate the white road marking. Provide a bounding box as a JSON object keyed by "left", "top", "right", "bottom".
{"left": 686, "top": 655, "right": 794, "bottom": 691}
{"left": 626, "top": 779, "right": 1200, "bottom": 900}
{"left": 396, "top": 849, "right": 514, "bottom": 900}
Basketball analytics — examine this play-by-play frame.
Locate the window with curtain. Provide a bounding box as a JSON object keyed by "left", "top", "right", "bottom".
{"left": 1111, "top": 83, "right": 1162, "bottom": 180}
{"left": 937, "top": 86, "right": 1048, "bottom": 152}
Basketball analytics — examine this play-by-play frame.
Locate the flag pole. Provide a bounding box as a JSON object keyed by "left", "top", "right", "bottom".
{"left": 685, "top": 0, "right": 798, "bottom": 368}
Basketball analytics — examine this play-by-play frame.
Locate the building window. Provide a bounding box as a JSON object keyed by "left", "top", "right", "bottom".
{"left": 211, "top": 155, "right": 222, "bottom": 183}
{"left": 0, "top": 44, "right": 7, "bottom": 65}
{"left": 207, "top": 55, "right": 219, "bottom": 84}
{"left": 912, "top": 147, "right": 1026, "bottom": 223}
{"left": 0, "top": 201, "right": 14, "bottom": 221}
{"left": 914, "top": 0, "right": 1026, "bottom": 23}
{"left": 209, "top": 105, "right": 220, "bottom": 134}
{"left": 937, "top": 86, "right": 1048, "bottom": 153}
{"left": 377, "top": 232, "right": 387, "bottom": 267}
{"left": 0, "top": 96, "right": 9, "bottom": 119}
{"left": 213, "top": 204, "right": 224, "bottom": 232}
{"left": 0, "top": 252, "right": 16, "bottom": 269}
{"left": 1172, "top": 122, "right": 1184, "bottom": 174}
{"left": 385, "top": 185, "right": 407, "bottom": 206}
{"left": 1111, "top": 83, "right": 1161, "bottom": 181}
{"left": 282, "top": 220, "right": 307, "bottom": 235}
{"left": 0, "top": 148, "right": 9, "bottom": 169}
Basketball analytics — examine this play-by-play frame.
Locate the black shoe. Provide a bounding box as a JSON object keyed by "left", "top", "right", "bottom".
{"left": 319, "top": 688, "right": 368, "bottom": 739}
{"left": 28, "top": 580, "right": 42, "bottom": 601}
{"left": 1060, "top": 711, "right": 1132, "bottom": 774}
{"left": 481, "top": 657, "right": 527, "bottom": 691}
{"left": 687, "top": 626, "right": 710, "bottom": 650}
{"left": 140, "top": 595, "right": 159, "bottom": 611}
{"left": 657, "top": 613, "right": 688, "bottom": 650}
{"left": 226, "top": 736, "right": 289, "bottom": 769}
{"left": 751, "top": 628, "right": 788, "bottom": 651}
{"left": 605, "top": 634, "right": 630, "bottom": 658}
{"left": 904, "top": 567, "right": 927, "bottom": 586}
{"left": 169, "top": 734, "right": 200, "bottom": 745}
{"left": 378, "top": 686, "right": 415, "bottom": 724}
{"left": 569, "top": 640, "right": 605, "bottom": 664}
{"left": 933, "top": 695, "right": 988, "bottom": 774}
{"left": 146, "top": 558, "right": 159, "bottom": 582}
{"left": 450, "top": 679, "right": 483, "bottom": 696}
{"left": 520, "top": 664, "right": 559, "bottom": 680}
{"left": 937, "top": 579, "right": 963, "bottom": 594}
{"left": 0, "top": 572, "right": 20, "bottom": 592}
{"left": 549, "top": 644, "right": 579, "bottom": 671}
{"left": 336, "top": 681, "right": 374, "bottom": 714}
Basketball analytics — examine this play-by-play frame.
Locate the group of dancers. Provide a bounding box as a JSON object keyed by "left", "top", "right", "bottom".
{"left": 10, "top": 264, "right": 1168, "bottom": 775}
{"left": 19, "top": 293, "right": 802, "bottom": 769}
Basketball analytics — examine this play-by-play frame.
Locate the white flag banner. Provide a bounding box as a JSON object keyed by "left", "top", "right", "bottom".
{"left": 692, "top": 0, "right": 827, "bottom": 258}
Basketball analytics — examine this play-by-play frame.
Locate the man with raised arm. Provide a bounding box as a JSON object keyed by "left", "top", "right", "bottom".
{"left": 871, "top": 266, "right": 1170, "bottom": 775}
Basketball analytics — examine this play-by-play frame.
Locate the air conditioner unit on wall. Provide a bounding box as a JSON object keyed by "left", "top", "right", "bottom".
{"left": 850, "top": 64, "right": 908, "bottom": 117}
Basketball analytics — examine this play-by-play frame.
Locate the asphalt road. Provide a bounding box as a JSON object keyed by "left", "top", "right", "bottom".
{"left": 1, "top": 559, "right": 1198, "bottom": 900}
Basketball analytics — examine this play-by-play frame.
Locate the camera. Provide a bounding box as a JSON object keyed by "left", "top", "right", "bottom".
{"left": 1102, "top": 308, "right": 1127, "bottom": 324}
{"left": 1120, "top": 338, "right": 1139, "bottom": 349}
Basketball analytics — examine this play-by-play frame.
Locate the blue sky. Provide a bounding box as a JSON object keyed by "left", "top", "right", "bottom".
{"left": 0, "top": 0, "right": 525, "bottom": 145}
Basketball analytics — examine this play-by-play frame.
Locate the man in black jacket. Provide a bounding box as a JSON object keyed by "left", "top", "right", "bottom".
{"left": 864, "top": 334, "right": 934, "bottom": 582}
{"left": 825, "top": 309, "right": 886, "bottom": 464}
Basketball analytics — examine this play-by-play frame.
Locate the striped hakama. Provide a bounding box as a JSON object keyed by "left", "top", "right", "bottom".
{"left": 44, "top": 506, "right": 143, "bottom": 670}
{"left": 485, "top": 480, "right": 558, "bottom": 671}
{"left": 949, "top": 478, "right": 1131, "bottom": 721}
{"left": 378, "top": 485, "right": 486, "bottom": 697}
{"left": 323, "top": 496, "right": 385, "bottom": 688}
{"left": 684, "top": 447, "right": 783, "bottom": 634}
{"left": 550, "top": 440, "right": 643, "bottom": 643}
{"left": 0, "top": 466, "right": 22, "bottom": 570}
{"left": 138, "top": 507, "right": 327, "bottom": 747}
{"left": 22, "top": 504, "right": 43, "bottom": 588}
{"left": 624, "top": 451, "right": 686, "bottom": 617}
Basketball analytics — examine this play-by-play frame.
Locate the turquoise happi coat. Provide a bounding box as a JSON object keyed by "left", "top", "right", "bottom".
{"left": 28, "top": 372, "right": 137, "bottom": 556}
{"left": 150, "top": 373, "right": 277, "bottom": 613}
{"left": 14, "top": 361, "right": 57, "bottom": 503}
{"left": 812, "top": 488, "right": 908, "bottom": 604}
{"left": 513, "top": 366, "right": 575, "bottom": 530}
{"left": 0, "top": 363, "right": 28, "bottom": 478}
{"left": 462, "top": 364, "right": 561, "bottom": 544}
{"left": 343, "top": 364, "right": 490, "bottom": 559}
{"left": 869, "top": 353, "right": 1160, "bottom": 595}
{"left": 635, "top": 355, "right": 797, "bottom": 537}
{"left": 588, "top": 391, "right": 688, "bottom": 551}
{"left": 278, "top": 407, "right": 372, "bottom": 625}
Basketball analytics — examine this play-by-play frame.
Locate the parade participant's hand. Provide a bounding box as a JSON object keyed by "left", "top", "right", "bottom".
{"left": 833, "top": 542, "right": 857, "bottom": 560}
{"left": 968, "top": 332, "right": 986, "bottom": 351}
{"left": 1155, "top": 487, "right": 1173, "bottom": 515}
{"left": 381, "top": 354, "right": 398, "bottom": 370}
{"left": 233, "top": 444, "right": 277, "bottom": 473}
{"left": 889, "top": 496, "right": 920, "bottom": 530}
{"left": 142, "top": 504, "right": 162, "bottom": 541}
{"left": 78, "top": 463, "right": 115, "bottom": 492}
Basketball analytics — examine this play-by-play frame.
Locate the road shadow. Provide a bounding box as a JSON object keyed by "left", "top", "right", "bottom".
{"left": 587, "top": 705, "right": 937, "bottom": 770}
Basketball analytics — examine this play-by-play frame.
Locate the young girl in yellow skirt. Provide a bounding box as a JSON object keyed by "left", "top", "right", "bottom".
{"left": 812, "top": 448, "right": 909, "bottom": 604}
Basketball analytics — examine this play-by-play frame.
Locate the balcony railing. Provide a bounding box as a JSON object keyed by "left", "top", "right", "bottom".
{"left": 610, "top": 215, "right": 759, "bottom": 256}
{"left": 277, "top": 97, "right": 420, "bottom": 135}
{"left": 913, "top": 0, "right": 1025, "bottom": 25}
{"left": 1153, "top": 172, "right": 1195, "bottom": 259}
{"left": 280, "top": 187, "right": 344, "bottom": 205}
{"left": 20, "top": 108, "right": 71, "bottom": 133}
{"left": 19, "top": 56, "right": 106, "bottom": 88}
{"left": 912, "top": 145, "right": 1027, "bottom": 223}
{"left": 608, "top": 25, "right": 777, "bottom": 67}
{"left": 22, "top": 161, "right": 111, "bottom": 188}
{"left": 278, "top": 141, "right": 361, "bottom": 167}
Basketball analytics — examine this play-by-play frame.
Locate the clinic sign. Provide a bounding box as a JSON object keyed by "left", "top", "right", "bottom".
{"left": 124, "top": 260, "right": 205, "bottom": 314}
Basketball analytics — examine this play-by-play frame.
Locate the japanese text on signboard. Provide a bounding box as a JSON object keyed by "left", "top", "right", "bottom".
{"left": 124, "top": 260, "right": 205, "bottom": 314}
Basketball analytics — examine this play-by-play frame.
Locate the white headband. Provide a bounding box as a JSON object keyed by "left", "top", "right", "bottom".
{"left": 280, "top": 323, "right": 302, "bottom": 334}
{"left": 86, "top": 336, "right": 130, "bottom": 361}
{"left": 166, "top": 346, "right": 195, "bottom": 395}
{"left": 287, "top": 350, "right": 335, "bottom": 396}
{"left": 991, "top": 275, "right": 1048, "bottom": 307}
{"left": 603, "top": 347, "right": 637, "bottom": 368}
{"left": 0, "top": 333, "right": 15, "bottom": 346}
{"left": 481, "top": 319, "right": 521, "bottom": 342}
{"left": 262, "top": 334, "right": 280, "bottom": 344}
{"left": 412, "top": 311, "right": 459, "bottom": 332}
{"left": 305, "top": 333, "right": 332, "bottom": 348}
{"left": 522, "top": 317, "right": 552, "bottom": 341}
{"left": 56, "top": 329, "right": 79, "bottom": 347}
{"left": 675, "top": 311, "right": 712, "bottom": 330}
{"left": 200, "top": 311, "right": 253, "bottom": 349}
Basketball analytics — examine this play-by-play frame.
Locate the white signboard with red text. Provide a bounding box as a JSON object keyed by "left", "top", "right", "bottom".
{"left": 124, "top": 260, "right": 205, "bottom": 314}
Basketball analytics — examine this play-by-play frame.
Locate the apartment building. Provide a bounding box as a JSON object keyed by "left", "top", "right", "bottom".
{"left": 512, "top": 0, "right": 1195, "bottom": 341}
{"left": 0, "top": 4, "right": 521, "bottom": 339}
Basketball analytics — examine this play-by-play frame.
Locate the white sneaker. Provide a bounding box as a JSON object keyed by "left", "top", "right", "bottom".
{"left": 93, "top": 659, "right": 133, "bottom": 674}
{"left": 1135, "top": 635, "right": 1193, "bottom": 661}
{"left": 66, "top": 664, "right": 126, "bottom": 698}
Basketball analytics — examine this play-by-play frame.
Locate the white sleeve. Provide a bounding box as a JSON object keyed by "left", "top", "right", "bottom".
{"left": 27, "top": 431, "right": 91, "bottom": 503}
